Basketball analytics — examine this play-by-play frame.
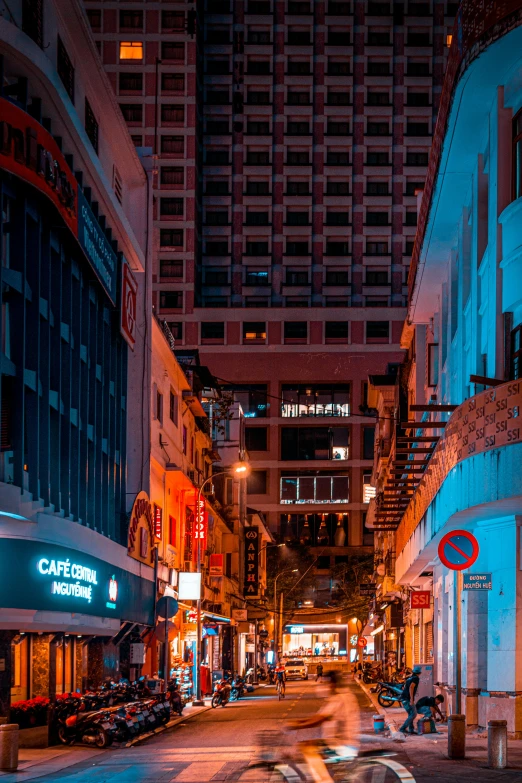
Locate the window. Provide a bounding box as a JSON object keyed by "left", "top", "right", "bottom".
{"left": 287, "top": 121, "right": 311, "bottom": 136}
{"left": 409, "top": 2, "right": 431, "bottom": 15}
{"left": 327, "top": 60, "right": 351, "bottom": 75}
{"left": 406, "top": 121, "right": 429, "bottom": 136}
{"left": 366, "top": 241, "right": 389, "bottom": 255}
{"left": 84, "top": 98, "right": 98, "bottom": 154}
{"left": 246, "top": 121, "right": 270, "bottom": 135}
{"left": 247, "top": 470, "right": 268, "bottom": 494}
{"left": 427, "top": 343, "right": 439, "bottom": 386}
{"left": 407, "top": 31, "right": 431, "bottom": 45}
{"left": 326, "top": 181, "right": 350, "bottom": 195}
{"left": 325, "top": 212, "right": 349, "bottom": 226}
{"left": 120, "top": 104, "right": 143, "bottom": 123}
{"left": 119, "top": 42, "right": 143, "bottom": 60}
{"left": 162, "top": 73, "right": 184, "bottom": 92}
{"left": 366, "top": 211, "right": 389, "bottom": 226}
{"left": 328, "top": 1, "right": 351, "bottom": 12}
{"left": 162, "top": 42, "right": 185, "bottom": 61}
{"left": 284, "top": 321, "right": 307, "bottom": 341}
{"left": 162, "top": 10, "right": 185, "bottom": 30}
{"left": 245, "top": 241, "right": 269, "bottom": 256}
{"left": 363, "top": 473, "right": 376, "bottom": 503}
{"left": 131, "top": 135, "right": 142, "bottom": 147}
{"left": 182, "top": 426, "right": 187, "bottom": 454}
{"left": 156, "top": 389, "right": 163, "bottom": 423}
{"left": 407, "top": 91, "right": 430, "bottom": 106}
{"left": 286, "top": 241, "right": 309, "bottom": 256}
{"left": 328, "top": 30, "right": 350, "bottom": 45}
{"left": 120, "top": 72, "right": 143, "bottom": 92}
{"left": 288, "top": 30, "right": 312, "bottom": 45}
{"left": 326, "top": 151, "right": 350, "bottom": 166}
{"left": 161, "top": 136, "right": 184, "bottom": 155}
{"left": 205, "top": 181, "right": 228, "bottom": 196}
{"left": 204, "top": 297, "right": 228, "bottom": 307}
{"left": 368, "top": 2, "right": 391, "bottom": 13}
{"left": 224, "top": 384, "right": 267, "bottom": 418}
{"left": 120, "top": 10, "right": 143, "bottom": 29}
{"left": 405, "top": 240, "right": 415, "bottom": 255}
{"left": 243, "top": 322, "right": 266, "bottom": 340}
{"left": 207, "top": 29, "right": 230, "bottom": 44}
{"left": 168, "top": 321, "right": 182, "bottom": 341}
{"left": 207, "top": 120, "right": 230, "bottom": 135}
{"left": 287, "top": 181, "right": 310, "bottom": 195}
{"left": 365, "top": 269, "right": 388, "bottom": 285}
{"left": 23, "top": 0, "right": 43, "bottom": 47}
{"left": 281, "top": 475, "right": 349, "bottom": 504}
{"left": 206, "top": 241, "right": 229, "bottom": 256}
{"left": 206, "top": 150, "right": 230, "bottom": 165}
{"left": 205, "top": 211, "right": 229, "bottom": 226}
{"left": 367, "top": 121, "right": 390, "bottom": 136}
{"left": 405, "top": 181, "right": 424, "bottom": 196}
{"left": 367, "top": 60, "right": 390, "bottom": 75}
{"left": 201, "top": 322, "right": 225, "bottom": 341}
{"left": 86, "top": 9, "right": 101, "bottom": 30}
{"left": 327, "top": 121, "right": 350, "bottom": 136}
{"left": 286, "top": 268, "right": 309, "bottom": 286}
{"left": 246, "top": 150, "right": 270, "bottom": 165}
{"left": 246, "top": 181, "right": 270, "bottom": 195}
{"left": 325, "top": 241, "right": 350, "bottom": 256}
{"left": 160, "top": 291, "right": 183, "bottom": 309}
{"left": 248, "top": 0, "right": 271, "bottom": 11}
{"left": 286, "top": 212, "right": 309, "bottom": 226}
{"left": 366, "top": 91, "right": 390, "bottom": 106}
{"left": 367, "top": 31, "right": 391, "bottom": 45}
{"left": 161, "top": 105, "right": 184, "bottom": 123}
{"left": 245, "top": 269, "right": 269, "bottom": 286}
{"left": 248, "top": 90, "right": 270, "bottom": 105}
{"left": 405, "top": 211, "right": 418, "bottom": 226}
{"left": 161, "top": 198, "right": 184, "bottom": 217}
{"left": 287, "top": 151, "right": 310, "bottom": 165}
{"left": 160, "top": 167, "right": 184, "bottom": 186}
{"left": 325, "top": 269, "right": 349, "bottom": 285}
{"left": 406, "top": 60, "right": 430, "bottom": 76}
{"left": 204, "top": 268, "right": 228, "bottom": 286}
{"left": 248, "top": 30, "right": 271, "bottom": 44}
{"left": 513, "top": 110, "right": 522, "bottom": 200}
{"left": 207, "top": 90, "right": 230, "bottom": 105}
{"left": 406, "top": 151, "right": 429, "bottom": 166}
{"left": 160, "top": 259, "right": 183, "bottom": 278}
{"left": 245, "top": 427, "right": 268, "bottom": 451}
{"left": 366, "top": 182, "right": 389, "bottom": 195}
{"left": 366, "top": 151, "right": 389, "bottom": 165}
{"left": 281, "top": 427, "right": 349, "bottom": 460}
{"left": 325, "top": 322, "right": 349, "bottom": 341}
{"left": 363, "top": 426, "right": 375, "bottom": 460}
{"left": 57, "top": 36, "right": 74, "bottom": 103}
{"left": 160, "top": 229, "right": 183, "bottom": 247}
{"left": 247, "top": 60, "right": 271, "bottom": 75}
{"left": 366, "top": 320, "right": 389, "bottom": 342}
{"left": 245, "top": 212, "right": 270, "bottom": 226}
{"left": 288, "top": 60, "right": 311, "bottom": 75}
{"left": 206, "top": 60, "right": 230, "bottom": 76}
{"left": 289, "top": 0, "right": 311, "bottom": 11}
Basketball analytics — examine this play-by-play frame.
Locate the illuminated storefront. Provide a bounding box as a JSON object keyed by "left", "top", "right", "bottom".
{"left": 282, "top": 624, "right": 348, "bottom": 659}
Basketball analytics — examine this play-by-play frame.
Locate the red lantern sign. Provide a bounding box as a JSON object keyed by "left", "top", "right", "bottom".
{"left": 410, "top": 590, "right": 431, "bottom": 609}
{"left": 194, "top": 498, "right": 207, "bottom": 545}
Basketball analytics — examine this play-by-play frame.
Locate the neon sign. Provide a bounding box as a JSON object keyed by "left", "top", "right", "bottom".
{"left": 37, "top": 558, "right": 98, "bottom": 603}
{"left": 106, "top": 575, "right": 118, "bottom": 609}
{"left": 194, "top": 499, "right": 207, "bottom": 544}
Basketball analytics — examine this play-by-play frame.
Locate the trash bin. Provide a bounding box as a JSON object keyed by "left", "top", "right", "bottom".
{"left": 373, "top": 715, "right": 385, "bottom": 733}
{"left": 0, "top": 724, "right": 19, "bottom": 771}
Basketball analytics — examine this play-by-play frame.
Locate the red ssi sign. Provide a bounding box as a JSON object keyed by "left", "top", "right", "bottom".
{"left": 410, "top": 591, "right": 431, "bottom": 609}
{"left": 194, "top": 498, "right": 207, "bottom": 544}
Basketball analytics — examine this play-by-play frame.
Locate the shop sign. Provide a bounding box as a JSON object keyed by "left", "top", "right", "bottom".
{"left": 243, "top": 526, "right": 260, "bottom": 597}
{"left": 359, "top": 583, "right": 377, "bottom": 596}
{"left": 121, "top": 263, "right": 138, "bottom": 349}
{"left": 178, "top": 572, "right": 201, "bottom": 600}
{"left": 128, "top": 491, "right": 154, "bottom": 565}
{"left": 0, "top": 538, "right": 154, "bottom": 625}
{"left": 463, "top": 573, "right": 492, "bottom": 590}
{"left": 209, "top": 554, "right": 223, "bottom": 577}
{"left": 0, "top": 97, "right": 77, "bottom": 235}
{"left": 232, "top": 609, "right": 248, "bottom": 621}
{"left": 130, "top": 643, "right": 146, "bottom": 664}
{"left": 77, "top": 189, "right": 118, "bottom": 304}
{"left": 194, "top": 499, "right": 207, "bottom": 545}
{"left": 289, "top": 626, "right": 304, "bottom": 634}
{"left": 410, "top": 590, "right": 431, "bottom": 608}
{"left": 154, "top": 504, "right": 163, "bottom": 540}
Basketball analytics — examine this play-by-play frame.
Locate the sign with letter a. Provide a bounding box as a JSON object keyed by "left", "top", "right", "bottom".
{"left": 243, "top": 526, "right": 260, "bottom": 597}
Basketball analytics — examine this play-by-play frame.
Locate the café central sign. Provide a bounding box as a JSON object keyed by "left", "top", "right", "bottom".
{"left": 37, "top": 557, "right": 98, "bottom": 603}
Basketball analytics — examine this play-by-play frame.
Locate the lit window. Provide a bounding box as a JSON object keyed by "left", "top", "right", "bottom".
{"left": 119, "top": 41, "right": 143, "bottom": 60}
{"left": 363, "top": 474, "right": 376, "bottom": 504}
{"left": 446, "top": 34, "right": 452, "bottom": 47}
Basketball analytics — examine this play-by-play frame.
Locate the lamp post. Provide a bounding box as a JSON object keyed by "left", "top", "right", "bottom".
{"left": 252, "top": 544, "right": 284, "bottom": 684}
{"left": 193, "top": 462, "right": 249, "bottom": 706}
{"left": 273, "top": 568, "right": 298, "bottom": 663}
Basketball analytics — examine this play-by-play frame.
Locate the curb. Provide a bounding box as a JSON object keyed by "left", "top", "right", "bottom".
{"left": 354, "top": 677, "right": 402, "bottom": 736}
{"left": 128, "top": 704, "right": 212, "bottom": 747}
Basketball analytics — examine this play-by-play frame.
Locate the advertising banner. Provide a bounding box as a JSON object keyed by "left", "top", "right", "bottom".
{"left": 209, "top": 554, "right": 224, "bottom": 577}
{"left": 77, "top": 189, "right": 118, "bottom": 304}
{"left": 243, "top": 526, "right": 260, "bottom": 597}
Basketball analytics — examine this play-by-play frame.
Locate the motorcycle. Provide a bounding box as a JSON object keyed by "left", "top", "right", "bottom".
{"left": 57, "top": 706, "right": 117, "bottom": 747}
{"left": 167, "top": 681, "right": 184, "bottom": 716}
{"left": 211, "top": 679, "right": 232, "bottom": 708}
{"left": 245, "top": 666, "right": 267, "bottom": 684}
{"left": 376, "top": 681, "right": 403, "bottom": 708}
{"left": 230, "top": 675, "right": 245, "bottom": 701}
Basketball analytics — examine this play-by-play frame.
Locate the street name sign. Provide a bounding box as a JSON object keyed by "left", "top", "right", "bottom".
{"left": 438, "top": 529, "right": 479, "bottom": 571}
{"left": 463, "top": 573, "right": 492, "bottom": 590}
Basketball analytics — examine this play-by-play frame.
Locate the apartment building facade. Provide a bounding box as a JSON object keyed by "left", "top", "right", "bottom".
{"left": 86, "top": 0, "right": 456, "bottom": 592}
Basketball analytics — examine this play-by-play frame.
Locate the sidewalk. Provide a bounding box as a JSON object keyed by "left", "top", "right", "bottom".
{"left": 355, "top": 677, "right": 522, "bottom": 778}
{"left": 0, "top": 702, "right": 211, "bottom": 781}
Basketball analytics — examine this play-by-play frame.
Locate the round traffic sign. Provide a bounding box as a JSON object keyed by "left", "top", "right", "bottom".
{"left": 156, "top": 595, "right": 179, "bottom": 620}
{"left": 438, "top": 529, "right": 479, "bottom": 571}
{"left": 357, "top": 637, "right": 367, "bottom": 648}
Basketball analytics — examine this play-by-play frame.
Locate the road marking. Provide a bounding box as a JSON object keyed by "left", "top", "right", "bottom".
{"left": 176, "top": 761, "right": 225, "bottom": 781}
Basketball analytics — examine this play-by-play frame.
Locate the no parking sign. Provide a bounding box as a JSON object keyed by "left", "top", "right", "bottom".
{"left": 438, "top": 529, "right": 479, "bottom": 571}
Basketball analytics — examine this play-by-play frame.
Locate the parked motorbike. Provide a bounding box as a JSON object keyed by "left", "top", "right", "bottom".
{"left": 212, "top": 678, "right": 232, "bottom": 708}
{"left": 57, "top": 707, "right": 117, "bottom": 747}
{"left": 167, "top": 680, "right": 184, "bottom": 716}
{"left": 230, "top": 675, "right": 245, "bottom": 701}
{"left": 375, "top": 681, "right": 403, "bottom": 708}
{"left": 245, "top": 666, "right": 267, "bottom": 684}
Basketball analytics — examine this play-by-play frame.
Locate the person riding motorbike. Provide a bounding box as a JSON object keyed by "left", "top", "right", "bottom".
{"left": 287, "top": 670, "right": 360, "bottom": 783}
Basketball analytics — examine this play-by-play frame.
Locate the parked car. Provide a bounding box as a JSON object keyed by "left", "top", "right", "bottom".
{"left": 285, "top": 659, "right": 308, "bottom": 680}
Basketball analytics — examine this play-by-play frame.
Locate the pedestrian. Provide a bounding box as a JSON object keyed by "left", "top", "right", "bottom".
{"left": 398, "top": 665, "right": 422, "bottom": 735}
{"left": 416, "top": 694, "right": 445, "bottom": 723}
{"left": 316, "top": 663, "right": 324, "bottom": 682}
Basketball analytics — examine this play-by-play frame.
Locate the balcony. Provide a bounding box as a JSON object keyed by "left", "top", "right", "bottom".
{"left": 280, "top": 475, "right": 349, "bottom": 504}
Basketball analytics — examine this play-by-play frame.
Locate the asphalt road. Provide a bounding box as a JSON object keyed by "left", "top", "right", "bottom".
{"left": 7, "top": 679, "right": 522, "bottom": 782}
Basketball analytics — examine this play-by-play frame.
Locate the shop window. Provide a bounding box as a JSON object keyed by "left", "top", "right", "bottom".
{"left": 119, "top": 41, "right": 143, "bottom": 61}
{"left": 57, "top": 36, "right": 75, "bottom": 103}
{"left": 363, "top": 426, "right": 375, "bottom": 460}
{"left": 366, "top": 320, "right": 389, "bottom": 342}
{"left": 247, "top": 470, "right": 267, "bottom": 494}
{"left": 245, "top": 427, "right": 268, "bottom": 452}
{"left": 170, "top": 389, "right": 179, "bottom": 425}
{"left": 201, "top": 322, "right": 225, "bottom": 342}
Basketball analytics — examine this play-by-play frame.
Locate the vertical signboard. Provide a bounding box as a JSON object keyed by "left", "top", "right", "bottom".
{"left": 154, "top": 504, "right": 163, "bottom": 540}
{"left": 77, "top": 189, "right": 118, "bottom": 304}
{"left": 244, "top": 526, "right": 260, "bottom": 597}
{"left": 121, "top": 263, "right": 138, "bottom": 349}
{"left": 194, "top": 498, "right": 207, "bottom": 546}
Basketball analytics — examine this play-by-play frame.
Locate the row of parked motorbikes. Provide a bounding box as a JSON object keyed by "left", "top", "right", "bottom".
{"left": 357, "top": 663, "right": 413, "bottom": 708}
{"left": 53, "top": 679, "right": 184, "bottom": 748}
{"left": 211, "top": 672, "right": 257, "bottom": 708}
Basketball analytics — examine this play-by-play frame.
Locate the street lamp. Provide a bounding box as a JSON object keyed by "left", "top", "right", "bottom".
{"left": 193, "top": 462, "right": 250, "bottom": 705}
{"left": 273, "top": 568, "right": 298, "bottom": 663}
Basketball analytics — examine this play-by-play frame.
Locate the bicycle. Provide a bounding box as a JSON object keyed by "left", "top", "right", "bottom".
{"left": 236, "top": 731, "right": 416, "bottom": 783}
{"left": 276, "top": 679, "right": 286, "bottom": 700}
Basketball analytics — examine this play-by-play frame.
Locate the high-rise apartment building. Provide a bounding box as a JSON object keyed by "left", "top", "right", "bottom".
{"left": 86, "top": 0, "right": 457, "bottom": 601}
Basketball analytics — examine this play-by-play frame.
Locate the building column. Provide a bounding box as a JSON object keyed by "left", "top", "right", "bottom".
{"left": 462, "top": 589, "right": 487, "bottom": 726}
{"left": 0, "top": 631, "right": 16, "bottom": 718}
{"left": 32, "top": 634, "right": 56, "bottom": 700}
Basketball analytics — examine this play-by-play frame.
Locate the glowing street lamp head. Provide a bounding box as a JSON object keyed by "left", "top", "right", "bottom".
{"left": 232, "top": 461, "right": 251, "bottom": 476}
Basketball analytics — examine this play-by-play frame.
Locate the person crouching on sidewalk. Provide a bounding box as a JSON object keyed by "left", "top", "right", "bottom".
{"left": 416, "top": 694, "right": 445, "bottom": 724}
{"left": 398, "top": 665, "right": 422, "bottom": 735}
